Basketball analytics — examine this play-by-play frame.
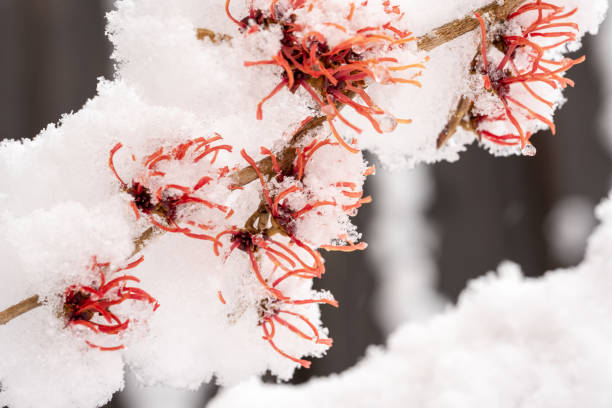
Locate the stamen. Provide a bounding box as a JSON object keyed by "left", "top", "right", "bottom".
{"left": 65, "top": 257, "right": 158, "bottom": 351}
{"left": 225, "top": 0, "right": 245, "bottom": 28}
{"left": 109, "top": 143, "right": 127, "bottom": 188}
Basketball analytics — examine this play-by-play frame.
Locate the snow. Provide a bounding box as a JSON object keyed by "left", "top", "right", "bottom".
{"left": 0, "top": 1, "right": 609, "bottom": 407}
{"left": 0, "top": 199, "right": 135, "bottom": 304}
{"left": 544, "top": 196, "right": 598, "bottom": 266}
{"left": 0, "top": 306, "right": 125, "bottom": 408}
{"left": 210, "top": 191, "right": 612, "bottom": 408}
{"left": 122, "top": 232, "right": 332, "bottom": 388}
{"left": 370, "top": 166, "right": 445, "bottom": 332}
{"left": 119, "top": 369, "right": 211, "bottom": 408}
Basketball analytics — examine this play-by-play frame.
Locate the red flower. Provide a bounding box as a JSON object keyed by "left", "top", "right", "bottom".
{"left": 214, "top": 228, "right": 325, "bottom": 297}
{"left": 243, "top": 143, "right": 371, "bottom": 247}
{"left": 214, "top": 223, "right": 334, "bottom": 367}
{"left": 474, "top": 1, "right": 584, "bottom": 149}
{"left": 109, "top": 135, "right": 235, "bottom": 242}
{"left": 226, "top": 0, "right": 422, "bottom": 153}
{"left": 64, "top": 256, "right": 159, "bottom": 351}
{"left": 211, "top": 143, "right": 370, "bottom": 366}
{"left": 258, "top": 293, "right": 337, "bottom": 368}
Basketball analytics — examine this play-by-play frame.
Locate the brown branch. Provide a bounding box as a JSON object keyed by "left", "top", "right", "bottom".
{"left": 417, "top": 0, "right": 526, "bottom": 51}
{"left": 231, "top": 0, "right": 527, "bottom": 181}
{"left": 231, "top": 116, "right": 327, "bottom": 186}
{"left": 0, "top": 295, "right": 41, "bottom": 325}
{"left": 131, "top": 226, "right": 160, "bottom": 257}
{"left": 0, "top": 0, "right": 527, "bottom": 326}
{"left": 437, "top": 96, "right": 474, "bottom": 148}
{"left": 199, "top": 0, "right": 525, "bottom": 53}
{"left": 196, "top": 28, "right": 232, "bottom": 43}
{"left": 435, "top": 0, "right": 527, "bottom": 148}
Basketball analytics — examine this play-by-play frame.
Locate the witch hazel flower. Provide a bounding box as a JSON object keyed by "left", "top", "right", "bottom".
{"left": 212, "top": 223, "right": 338, "bottom": 368}
{"left": 214, "top": 226, "right": 325, "bottom": 296}
{"left": 224, "top": 0, "right": 424, "bottom": 153}
{"left": 212, "top": 223, "right": 336, "bottom": 368}
{"left": 471, "top": 0, "right": 584, "bottom": 153}
{"left": 253, "top": 136, "right": 372, "bottom": 248}
{"left": 207, "top": 140, "right": 371, "bottom": 367}
{"left": 64, "top": 256, "right": 159, "bottom": 351}
{"left": 108, "top": 135, "right": 235, "bottom": 240}
{"left": 257, "top": 290, "right": 337, "bottom": 368}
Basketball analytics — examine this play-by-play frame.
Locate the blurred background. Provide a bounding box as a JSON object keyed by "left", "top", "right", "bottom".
{"left": 0, "top": 1, "right": 610, "bottom": 407}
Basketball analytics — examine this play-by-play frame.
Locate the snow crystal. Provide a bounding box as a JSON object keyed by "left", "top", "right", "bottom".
{"left": 0, "top": 289, "right": 125, "bottom": 408}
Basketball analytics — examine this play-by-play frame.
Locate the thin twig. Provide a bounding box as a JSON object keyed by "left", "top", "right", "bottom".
{"left": 232, "top": 116, "right": 327, "bottom": 186}
{"left": 0, "top": 296, "right": 41, "bottom": 325}
{"left": 199, "top": 0, "right": 525, "bottom": 52}
{"left": 435, "top": 0, "right": 527, "bottom": 148}
{"left": 196, "top": 28, "right": 232, "bottom": 43}
{"left": 437, "top": 96, "right": 474, "bottom": 148}
{"left": 131, "top": 226, "right": 160, "bottom": 257}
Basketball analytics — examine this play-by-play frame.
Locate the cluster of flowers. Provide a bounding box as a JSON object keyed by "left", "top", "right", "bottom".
{"left": 55, "top": 0, "right": 410, "bottom": 368}
{"left": 226, "top": 0, "right": 424, "bottom": 153}
{"left": 84, "top": 121, "right": 368, "bottom": 367}
{"left": 473, "top": 0, "right": 584, "bottom": 150}
{"left": 109, "top": 136, "right": 235, "bottom": 237}
{"left": 2, "top": 1, "right": 604, "bottom": 408}
{"left": 50, "top": 0, "right": 584, "bottom": 369}
{"left": 63, "top": 135, "right": 238, "bottom": 351}
{"left": 211, "top": 137, "right": 372, "bottom": 366}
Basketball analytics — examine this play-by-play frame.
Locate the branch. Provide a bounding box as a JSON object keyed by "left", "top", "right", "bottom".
{"left": 196, "top": 28, "right": 232, "bottom": 43}
{"left": 435, "top": 0, "right": 527, "bottom": 148}
{"left": 231, "top": 116, "right": 327, "bottom": 186}
{"left": 231, "top": 0, "right": 526, "bottom": 181}
{"left": 0, "top": 295, "right": 41, "bottom": 325}
{"left": 0, "top": 0, "right": 526, "bottom": 326}
{"left": 199, "top": 0, "right": 525, "bottom": 52}
{"left": 417, "top": 0, "right": 526, "bottom": 51}
{"left": 131, "top": 226, "right": 160, "bottom": 257}
{"left": 437, "top": 96, "right": 474, "bottom": 148}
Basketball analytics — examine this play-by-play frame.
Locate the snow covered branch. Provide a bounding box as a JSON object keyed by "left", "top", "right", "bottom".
{"left": 0, "top": 0, "right": 532, "bottom": 327}
{"left": 0, "top": 0, "right": 608, "bottom": 407}
{"left": 417, "top": 0, "right": 526, "bottom": 51}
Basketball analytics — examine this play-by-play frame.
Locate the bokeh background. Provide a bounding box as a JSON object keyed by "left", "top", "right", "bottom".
{"left": 1, "top": 1, "right": 610, "bottom": 407}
